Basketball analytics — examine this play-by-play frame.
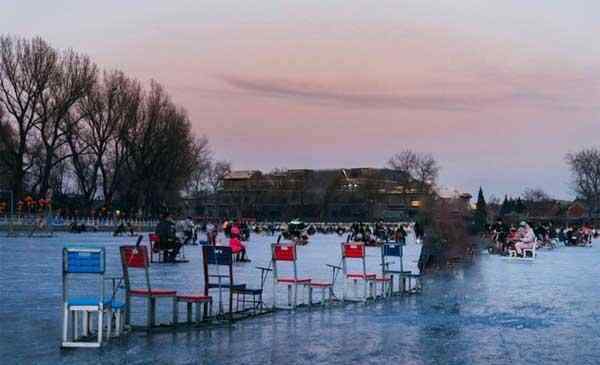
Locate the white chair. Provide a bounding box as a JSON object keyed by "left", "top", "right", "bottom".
{"left": 522, "top": 238, "right": 537, "bottom": 259}
{"left": 62, "top": 246, "right": 110, "bottom": 348}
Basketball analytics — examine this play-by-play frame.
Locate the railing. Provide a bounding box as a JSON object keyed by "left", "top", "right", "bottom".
{"left": 0, "top": 215, "right": 159, "bottom": 230}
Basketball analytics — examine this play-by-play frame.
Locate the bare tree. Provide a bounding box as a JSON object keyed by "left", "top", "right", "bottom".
{"left": 119, "top": 80, "right": 202, "bottom": 214}
{"left": 0, "top": 35, "right": 56, "bottom": 198}
{"left": 0, "top": 104, "right": 16, "bottom": 189}
{"left": 206, "top": 160, "right": 232, "bottom": 193}
{"left": 33, "top": 48, "right": 97, "bottom": 197}
{"left": 185, "top": 136, "right": 212, "bottom": 197}
{"left": 68, "top": 70, "right": 140, "bottom": 205}
{"left": 387, "top": 149, "right": 440, "bottom": 192}
{"left": 566, "top": 147, "right": 600, "bottom": 216}
{"left": 522, "top": 187, "right": 552, "bottom": 202}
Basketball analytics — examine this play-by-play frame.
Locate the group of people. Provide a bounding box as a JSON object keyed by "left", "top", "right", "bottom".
{"left": 489, "top": 219, "right": 596, "bottom": 256}
{"left": 349, "top": 221, "right": 422, "bottom": 246}
{"left": 153, "top": 214, "right": 251, "bottom": 263}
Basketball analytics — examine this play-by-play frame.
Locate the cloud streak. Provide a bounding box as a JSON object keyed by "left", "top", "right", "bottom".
{"left": 216, "top": 74, "right": 581, "bottom": 112}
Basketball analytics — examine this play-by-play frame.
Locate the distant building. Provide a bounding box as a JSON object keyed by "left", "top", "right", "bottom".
{"left": 191, "top": 167, "right": 439, "bottom": 221}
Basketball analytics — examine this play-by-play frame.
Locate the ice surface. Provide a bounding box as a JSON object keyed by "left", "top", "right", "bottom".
{"left": 1, "top": 233, "right": 598, "bottom": 364}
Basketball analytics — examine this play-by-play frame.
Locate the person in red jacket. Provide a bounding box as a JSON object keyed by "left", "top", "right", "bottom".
{"left": 229, "top": 222, "right": 249, "bottom": 261}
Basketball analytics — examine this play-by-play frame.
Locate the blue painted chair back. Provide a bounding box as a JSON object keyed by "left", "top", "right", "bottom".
{"left": 63, "top": 247, "right": 105, "bottom": 274}
{"left": 383, "top": 243, "right": 403, "bottom": 258}
{"left": 204, "top": 245, "right": 232, "bottom": 266}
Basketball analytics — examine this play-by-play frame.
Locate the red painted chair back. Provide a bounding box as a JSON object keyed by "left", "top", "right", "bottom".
{"left": 343, "top": 242, "right": 365, "bottom": 258}
{"left": 273, "top": 244, "right": 296, "bottom": 261}
{"left": 121, "top": 245, "right": 149, "bottom": 269}
{"left": 149, "top": 233, "right": 160, "bottom": 252}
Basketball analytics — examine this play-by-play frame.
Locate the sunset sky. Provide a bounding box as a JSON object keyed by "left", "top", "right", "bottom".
{"left": 4, "top": 1, "right": 599, "bottom": 199}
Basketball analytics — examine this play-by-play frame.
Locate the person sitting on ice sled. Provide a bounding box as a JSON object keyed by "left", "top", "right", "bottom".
{"left": 515, "top": 221, "right": 536, "bottom": 257}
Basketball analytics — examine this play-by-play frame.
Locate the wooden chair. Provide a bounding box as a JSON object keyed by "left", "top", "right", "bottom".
{"left": 341, "top": 242, "right": 376, "bottom": 302}
{"left": 202, "top": 245, "right": 244, "bottom": 319}
{"left": 62, "top": 246, "right": 110, "bottom": 348}
{"left": 271, "top": 243, "right": 311, "bottom": 309}
{"left": 381, "top": 243, "right": 411, "bottom": 295}
{"left": 149, "top": 233, "right": 163, "bottom": 263}
{"left": 120, "top": 245, "right": 177, "bottom": 329}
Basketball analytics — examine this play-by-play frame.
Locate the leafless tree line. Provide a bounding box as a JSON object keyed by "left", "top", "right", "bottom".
{"left": 0, "top": 35, "right": 213, "bottom": 214}
{"left": 566, "top": 147, "right": 600, "bottom": 216}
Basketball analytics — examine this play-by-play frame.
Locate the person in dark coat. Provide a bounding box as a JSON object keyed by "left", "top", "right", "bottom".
{"left": 155, "top": 212, "right": 182, "bottom": 262}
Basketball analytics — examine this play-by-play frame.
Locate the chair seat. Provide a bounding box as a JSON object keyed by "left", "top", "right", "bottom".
{"left": 277, "top": 277, "right": 311, "bottom": 284}
{"left": 347, "top": 273, "right": 376, "bottom": 280}
{"left": 310, "top": 282, "right": 332, "bottom": 288}
{"left": 375, "top": 277, "right": 391, "bottom": 282}
{"left": 129, "top": 288, "right": 177, "bottom": 297}
{"left": 176, "top": 294, "right": 212, "bottom": 303}
{"left": 207, "top": 283, "right": 246, "bottom": 290}
{"left": 385, "top": 270, "right": 413, "bottom": 275}
{"left": 231, "top": 287, "right": 263, "bottom": 295}
{"left": 67, "top": 297, "right": 112, "bottom": 307}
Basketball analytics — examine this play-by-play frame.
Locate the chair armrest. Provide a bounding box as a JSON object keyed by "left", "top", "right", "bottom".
{"left": 255, "top": 266, "right": 273, "bottom": 272}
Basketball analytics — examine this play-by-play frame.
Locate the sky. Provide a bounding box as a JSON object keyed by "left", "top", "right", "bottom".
{"left": 3, "top": 1, "right": 599, "bottom": 200}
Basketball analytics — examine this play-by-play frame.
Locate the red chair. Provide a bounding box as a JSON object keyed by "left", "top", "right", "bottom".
{"left": 148, "top": 233, "right": 163, "bottom": 263}
{"left": 119, "top": 245, "right": 177, "bottom": 328}
{"left": 341, "top": 242, "right": 376, "bottom": 302}
{"left": 271, "top": 243, "right": 311, "bottom": 309}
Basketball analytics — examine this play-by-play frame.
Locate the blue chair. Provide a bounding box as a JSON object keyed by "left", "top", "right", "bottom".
{"left": 381, "top": 243, "right": 413, "bottom": 295}
{"left": 62, "top": 246, "right": 110, "bottom": 348}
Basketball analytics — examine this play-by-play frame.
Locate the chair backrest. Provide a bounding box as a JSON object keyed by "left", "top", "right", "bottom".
{"left": 62, "top": 246, "right": 106, "bottom": 303}
{"left": 343, "top": 242, "right": 365, "bottom": 258}
{"left": 341, "top": 242, "right": 367, "bottom": 275}
{"left": 381, "top": 243, "right": 404, "bottom": 274}
{"left": 273, "top": 243, "right": 297, "bottom": 261}
{"left": 272, "top": 243, "right": 298, "bottom": 280}
{"left": 203, "top": 245, "right": 234, "bottom": 290}
{"left": 149, "top": 233, "right": 160, "bottom": 251}
{"left": 63, "top": 246, "right": 105, "bottom": 274}
{"left": 120, "top": 245, "right": 149, "bottom": 269}
{"left": 204, "top": 245, "right": 233, "bottom": 266}
{"left": 382, "top": 243, "right": 403, "bottom": 258}
{"left": 120, "top": 245, "right": 151, "bottom": 291}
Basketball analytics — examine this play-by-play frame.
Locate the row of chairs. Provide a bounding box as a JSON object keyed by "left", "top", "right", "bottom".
{"left": 271, "top": 241, "right": 422, "bottom": 309}
{"left": 62, "top": 239, "right": 421, "bottom": 348}
{"left": 62, "top": 241, "right": 269, "bottom": 347}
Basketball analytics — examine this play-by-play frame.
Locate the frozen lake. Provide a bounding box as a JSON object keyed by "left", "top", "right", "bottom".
{"left": 1, "top": 233, "right": 598, "bottom": 364}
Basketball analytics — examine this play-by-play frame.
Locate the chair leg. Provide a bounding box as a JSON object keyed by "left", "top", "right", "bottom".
{"left": 106, "top": 308, "right": 113, "bottom": 339}
{"left": 173, "top": 299, "right": 179, "bottom": 325}
{"left": 62, "top": 306, "right": 69, "bottom": 344}
{"left": 97, "top": 309, "right": 103, "bottom": 346}
{"left": 293, "top": 284, "right": 298, "bottom": 309}
{"left": 308, "top": 286, "right": 313, "bottom": 307}
{"left": 148, "top": 298, "right": 156, "bottom": 328}
{"left": 73, "top": 311, "right": 79, "bottom": 340}
{"left": 115, "top": 310, "right": 122, "bottom": 336}
{"left": 82, "top": 311, "right": 89, "bottom": 337}
{"left": 184, "top": 302, "right": 191, "bottom": 323}
{"left": 196, "top": 302, "right": 202, "bottom": 323}
{"left": 287, "top": 285, "right": 292, "bottom": 308}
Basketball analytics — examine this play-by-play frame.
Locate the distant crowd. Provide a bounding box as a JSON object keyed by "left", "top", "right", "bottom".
{"left": 488, "top": 219, "right": 596, "bottom": 256}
